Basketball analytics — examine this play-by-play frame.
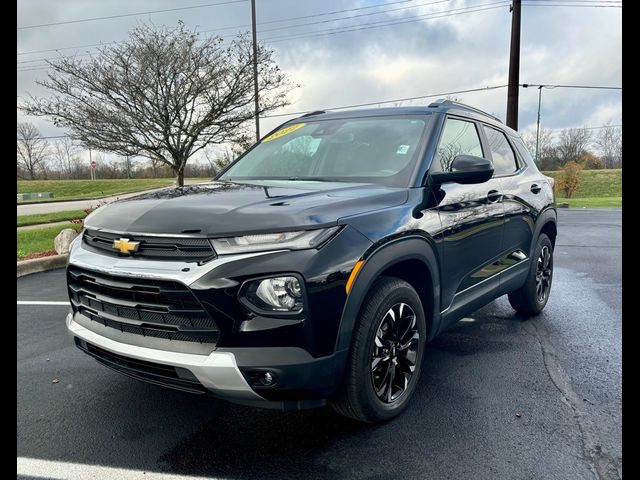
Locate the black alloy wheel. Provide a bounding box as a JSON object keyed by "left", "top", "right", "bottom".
{"left": 535, "top": 245, "right": 553, "bottom": 302}
{"left": 370, "top": 303, "right": 419, "bottom": 403}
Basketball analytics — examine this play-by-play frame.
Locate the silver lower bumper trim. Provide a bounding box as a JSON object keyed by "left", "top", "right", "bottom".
{"left": 66, "top": 313, "right": 263, "bottom": 401}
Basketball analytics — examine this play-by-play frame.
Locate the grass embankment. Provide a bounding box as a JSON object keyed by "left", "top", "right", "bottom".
{"left": 542, "top": 168, "right": 621, "bottom": 208}
{"left": 17, "top": 210, "right": 88, "bottom": 227}
{"left": 17, "top": 178, "right": 177, "bottom": 202}
{"left": 17, "top": 223, "right": 83, "bottom": 260}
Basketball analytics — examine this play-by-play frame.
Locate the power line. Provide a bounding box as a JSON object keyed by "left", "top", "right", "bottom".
{"left": 16, "top": 0, "right": 418, "bottom": 55}
{"left": 256, "top": 0, "right": 451, "bottom": 35}
{"left": 16, "top": 0, "right": 452, "bottom": 66}
{"left": 521, "top": 83, "right": 622, "bottom": 89}
{"left": 262, "top": 84, "right": 510, "bottom": 118}
{"left": 17, "top": 1, "right": 507, "bottom": 71}
{"left": 17, "top": 0, "right": 247, "bottom": 30}
{"left": 525, "top": 0, "right": 621, "bottom": 2}
{"left": 21, "top": 82, "right": 619, "bottom": 125}
{"left": 522, "top": 2, "right": 621, "bottom": 7}
{"left": 262, "top": 2, "right": 511, "bottom": 43}
{"left": 17, "top": 0, "right": 621, "bottom": 71}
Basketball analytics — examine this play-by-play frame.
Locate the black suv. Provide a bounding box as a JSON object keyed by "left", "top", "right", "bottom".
{"left": 66, "top": 100, "right": 556, "bottom": 423}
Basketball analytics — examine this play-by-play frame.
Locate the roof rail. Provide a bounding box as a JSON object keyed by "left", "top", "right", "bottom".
{"left": 300, "top": 110, "right": 326, "bottom": 118}
{"left": 428, "top": 99, "right": 502, "bottom": 123}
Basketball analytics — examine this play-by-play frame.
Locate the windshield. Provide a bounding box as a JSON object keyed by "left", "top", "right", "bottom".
{"left": 219, "top": 115, "right": 430, "bottom": 187}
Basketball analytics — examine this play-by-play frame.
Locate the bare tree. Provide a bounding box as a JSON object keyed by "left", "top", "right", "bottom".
{"left": 148, "top": 156, "right": 162, "bottom": 178}
{"left": 52, "top": 137, "right": 83, "bottom": 178}
{"left": 17, "top": 122, "right": 49, "bottom": 180}
{"left": 522, "top": 127, "right": 559, "bottom": 170}
{"left": 594, "top": 122, "right": 622, "bottom": 168}
{"left": 20, "top": 22, "right": 293, "bottom": 186}
{"left": 203, "top": 133, "right": 252, "bottom": 176}
{"left": 556, "top": 127, "right": 591, "bottom": 166}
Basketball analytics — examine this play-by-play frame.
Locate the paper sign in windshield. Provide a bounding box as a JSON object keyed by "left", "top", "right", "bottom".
{"left": 262, "top": 123, "right": 306, "bottom": 142}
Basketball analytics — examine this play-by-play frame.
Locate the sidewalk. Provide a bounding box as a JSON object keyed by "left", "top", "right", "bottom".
{"left": 17, "top": 179, "right": 204, "bottom": 216}
{"left": 17, "top": 220, "right": 75, "bottom": 232}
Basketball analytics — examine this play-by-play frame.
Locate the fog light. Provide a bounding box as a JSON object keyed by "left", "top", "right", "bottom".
{"left": 262, "top": 372, "right": 274, "bottom": 386}
{"left": 242, "top": 276, "right": 304, "bottom": 313}
{"left": 244, "top": 370, "right": 279, "bottom": 388}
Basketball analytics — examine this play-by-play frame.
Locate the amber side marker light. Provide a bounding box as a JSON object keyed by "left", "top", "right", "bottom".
{"left": 345, "top": 260, "right": 364, "bottom": 295}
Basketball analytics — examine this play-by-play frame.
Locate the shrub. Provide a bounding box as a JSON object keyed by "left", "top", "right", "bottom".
{"left": 578, "top": 151, "right": 604, "bottom": 170}
{"left": 557, "top": 161, "right": 583, "bottom": 198}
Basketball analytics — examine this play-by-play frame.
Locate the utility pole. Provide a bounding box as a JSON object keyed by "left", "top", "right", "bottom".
{"left": 506, "top": 0, "right": 521, "bottom": 130}
{"left": 251, "top": 0, "right": 260, "bottom": 141}
{"left": 523, "top": 83, "right": 546, "bottom": 164}
{"left": 535, "top": 85, "right": 542, "bottom": 163}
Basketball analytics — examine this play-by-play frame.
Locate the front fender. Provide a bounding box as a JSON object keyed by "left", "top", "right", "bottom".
{"left": 334, "top": 236, "right": 441, "bottom": 353}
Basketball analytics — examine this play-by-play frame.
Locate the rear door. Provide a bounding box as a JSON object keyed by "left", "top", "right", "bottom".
{"left": 480, "top": 125, "right": 536, "bottom": 264}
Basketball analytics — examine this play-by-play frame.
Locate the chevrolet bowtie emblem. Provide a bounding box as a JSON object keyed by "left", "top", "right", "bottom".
{"left": 113, "top": 238, "right": 140, "bottom": 254}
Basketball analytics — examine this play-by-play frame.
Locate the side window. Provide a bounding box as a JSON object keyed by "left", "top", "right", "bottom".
{"left": 511, "top": 136, "right": 534, "bottom": 166}
{"left": 482, "top": 125, "right": 518, "bottom": 176}
{"left": 435, "top": 118, "right": 483, "bottom": 171}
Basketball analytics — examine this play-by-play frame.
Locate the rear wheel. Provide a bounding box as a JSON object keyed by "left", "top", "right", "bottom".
{"left": 508, "top": 233, "right": 554, "bottom": 316}
{"left": 329, "top": 277, "right": 426, "bottom": 423}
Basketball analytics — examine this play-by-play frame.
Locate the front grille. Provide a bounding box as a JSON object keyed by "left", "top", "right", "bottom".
{"left": 68, "top": 266, "right": 219, "bottom": 344}
{"left": 75, "top": 338, "right": 210, "bottom": 395}
{"left": 83, "top": 229, "right": 216, "bottom": 262}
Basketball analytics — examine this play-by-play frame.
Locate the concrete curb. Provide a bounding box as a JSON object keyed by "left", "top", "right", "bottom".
{"left": 17, "top": 254, "right": 68, "bottom": 278}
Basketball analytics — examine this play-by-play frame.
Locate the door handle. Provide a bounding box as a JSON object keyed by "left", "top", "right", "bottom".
{"left": 530, "top": 184, "right": 542, "bottom": 194}
{"left": 487, "top": 190, "right": 502, "bottom": 203}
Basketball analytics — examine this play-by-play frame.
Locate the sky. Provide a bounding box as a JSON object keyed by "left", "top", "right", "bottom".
{"left": 16, "top": 0, "right": 622, "bottom": 164}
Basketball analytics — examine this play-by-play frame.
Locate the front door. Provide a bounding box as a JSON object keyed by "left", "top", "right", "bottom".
{"left": 428, "top": 116, "right": 506, "bottom": 316}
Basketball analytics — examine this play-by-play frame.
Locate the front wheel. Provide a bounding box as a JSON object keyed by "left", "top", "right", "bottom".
{"left": 508, "top": 233, "right": 554, "bottom": 316}
{"left": 329, "top": 277, "right": 426, "bottom": 423}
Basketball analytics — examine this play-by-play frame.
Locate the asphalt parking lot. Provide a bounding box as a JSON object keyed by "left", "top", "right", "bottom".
{"left": 17, "top": 209, "right": 621, "bottom": 480}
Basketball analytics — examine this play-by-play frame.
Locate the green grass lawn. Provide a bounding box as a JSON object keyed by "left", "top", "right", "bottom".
{"left": 543, "top": 169, "right": 621, "bottom": 208}
{"left": 17, "top": 209, "right": 88, "bottom": 227}
{"left": 17, "top": 223, "right": 83, "bottom": 260}
{"left": 17, "top": 178, "right": 181, "bottom": 202}
{"left": 555, "top": 197, "right": 622, "bottom": 208}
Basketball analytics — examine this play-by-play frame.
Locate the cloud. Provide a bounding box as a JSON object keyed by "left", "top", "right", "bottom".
{"left": 17, "top": 0, "right": 621, "bottom": 143}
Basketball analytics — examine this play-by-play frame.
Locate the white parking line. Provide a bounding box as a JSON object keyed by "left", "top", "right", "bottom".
{"left": 17, "top": 301, "right": 69, "bottom": 305}
{"left": 17, "top": 457, "right": 224, "bottom": 480}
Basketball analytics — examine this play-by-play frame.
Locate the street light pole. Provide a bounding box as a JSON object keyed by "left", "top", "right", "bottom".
{"left": 535, "top": 85, "right": 542, "bottom": 163}
{"left": 250, "top": 0, "right": 260, "bottom": 142}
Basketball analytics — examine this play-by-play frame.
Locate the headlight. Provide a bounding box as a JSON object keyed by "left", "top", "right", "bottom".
{"left": 210, "top": 227, "right": 340, "bottom": 255}
{"left": 242, "top": 276, "right": 304, "bottom": 313}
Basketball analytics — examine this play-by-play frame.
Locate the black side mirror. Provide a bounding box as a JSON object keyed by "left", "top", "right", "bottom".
{"left": 428, "top": 155, "right": 494, "bottom": 185}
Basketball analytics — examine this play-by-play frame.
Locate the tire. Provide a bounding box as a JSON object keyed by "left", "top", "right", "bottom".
{"left": 329, "top": 277, "right": 427, "bottom": 423}
{"left": 508, "top": 233, "right": 554, "bottom": 317}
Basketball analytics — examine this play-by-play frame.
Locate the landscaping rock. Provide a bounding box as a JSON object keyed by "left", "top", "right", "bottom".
{"left": 54, "top": 229, "right": 79, "bottom": 254}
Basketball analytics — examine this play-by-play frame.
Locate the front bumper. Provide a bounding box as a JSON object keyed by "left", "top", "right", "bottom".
{"left": 67, "top": 312, "right": 261, "bottom": 402}
{"left": 68, "top": 312, "right": 346, "bottom": 409}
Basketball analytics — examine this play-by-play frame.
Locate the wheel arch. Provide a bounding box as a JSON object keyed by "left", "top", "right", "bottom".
{"left": 334, "top": 236, "right": 441, "bottom": 354}
{"left": 531, "top": 208, "right": 558, "bottom": 257}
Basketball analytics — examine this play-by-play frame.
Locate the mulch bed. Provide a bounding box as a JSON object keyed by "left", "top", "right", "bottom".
{"left": 17, "top": 250, "right": 58, "bottom": 262}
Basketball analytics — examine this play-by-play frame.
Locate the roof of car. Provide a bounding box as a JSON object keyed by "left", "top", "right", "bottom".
{"left": 285, "top": 99, "right": 517, "bottom": 136}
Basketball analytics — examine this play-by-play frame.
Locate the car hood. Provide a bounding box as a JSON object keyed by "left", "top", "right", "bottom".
{"left": 84, "top": 180, "right": 408, "bottom": 237}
